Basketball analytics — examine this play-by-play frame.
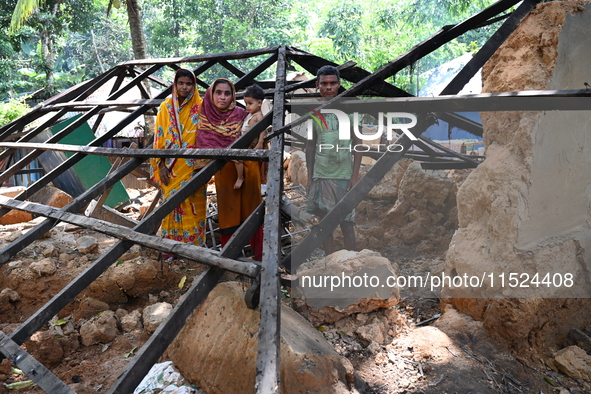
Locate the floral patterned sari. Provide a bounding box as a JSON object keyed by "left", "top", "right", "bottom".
{"left": 149, "top": 70, "right": 207, "bottom": 247}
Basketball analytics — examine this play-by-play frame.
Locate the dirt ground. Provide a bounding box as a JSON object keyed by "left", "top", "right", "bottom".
{"left": 0, "top": 187, "right": 588, "bottom": 394}
{"left": 307, "top": 244, "right": 590, "bottom": 394}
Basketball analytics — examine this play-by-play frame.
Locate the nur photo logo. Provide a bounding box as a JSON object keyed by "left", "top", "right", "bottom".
{"left": 305, "top": 109, "right": 418, "bottom": 152}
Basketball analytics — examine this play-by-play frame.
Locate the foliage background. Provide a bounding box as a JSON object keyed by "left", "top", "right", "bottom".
{"left": 1, "top": 0, "right": 505, "bottom": 103}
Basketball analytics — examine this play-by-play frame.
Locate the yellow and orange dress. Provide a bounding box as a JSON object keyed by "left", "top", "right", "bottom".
{"left": 149, "top": 74, "right": 206, "bottom": 249}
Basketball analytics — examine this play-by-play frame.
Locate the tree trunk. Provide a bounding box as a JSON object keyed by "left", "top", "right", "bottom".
{"left": 40, "top": 28, "right": 56, "bottom": 97}
{"left": 173, "top": 0, "right": 180, "bottom": 57}
{"left": 125, "top": 0, "right": 154, "bottom": 141}
{"left": 126, "top": 0, "right": 148, "bottom": 60}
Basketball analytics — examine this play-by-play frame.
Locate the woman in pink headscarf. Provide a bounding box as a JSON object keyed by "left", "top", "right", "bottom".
{"left": 197, "top": 78, "right": 263, "bottom": 260}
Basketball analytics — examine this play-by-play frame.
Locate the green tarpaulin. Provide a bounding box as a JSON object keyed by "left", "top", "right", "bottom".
{"left": 49, "top": 115, "right": 129, "bottom": 208}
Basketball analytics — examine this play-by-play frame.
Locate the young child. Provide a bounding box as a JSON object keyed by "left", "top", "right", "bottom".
{"left": 234, "top": 84, "right": 265, "bottom": 189}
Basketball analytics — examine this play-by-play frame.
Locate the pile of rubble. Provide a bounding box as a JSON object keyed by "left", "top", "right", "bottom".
{"left": 286, "top": 153, "right": 469, "bottom": 255}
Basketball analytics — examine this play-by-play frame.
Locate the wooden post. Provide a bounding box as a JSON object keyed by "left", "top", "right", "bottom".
{"left": 139, "top": 190, "right": 161, "bottom": 221}
{"left": 255, "top": 46, "right": 286, "bottom": 394}
{"left": 90, "top": 156, "right": 126, "bottom": 218}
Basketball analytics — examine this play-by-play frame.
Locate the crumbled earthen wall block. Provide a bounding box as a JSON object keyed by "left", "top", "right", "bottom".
{"left": 167, "top": 282, "right": 357, "bottom": 394}
{"left": 445, "top": 1, "right": 591, "bottom": 355}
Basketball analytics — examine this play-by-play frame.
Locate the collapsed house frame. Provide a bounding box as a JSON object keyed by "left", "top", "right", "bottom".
{"left": 2, "top": 0, "right": 591, "bottom": 392}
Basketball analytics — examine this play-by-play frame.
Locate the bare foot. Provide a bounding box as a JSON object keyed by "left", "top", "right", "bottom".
{"left": 234, "top": 176, "right": 244, "bottom": 189}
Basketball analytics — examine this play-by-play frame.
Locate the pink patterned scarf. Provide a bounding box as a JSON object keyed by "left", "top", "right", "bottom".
{"left": 197, "top": 78, "right": 247, "bottom": 149}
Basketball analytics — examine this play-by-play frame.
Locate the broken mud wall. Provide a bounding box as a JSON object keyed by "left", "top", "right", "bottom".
{"left": 446, "top": 1, "right": 591, "bottom": 356}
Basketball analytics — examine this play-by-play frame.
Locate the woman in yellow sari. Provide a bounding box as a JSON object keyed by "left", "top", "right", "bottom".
{"left": 150, "top": 69, "right": 207, "bottom": 259}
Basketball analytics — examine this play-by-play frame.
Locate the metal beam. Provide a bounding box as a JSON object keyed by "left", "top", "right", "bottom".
{"left": 107, "top": 267, "right": 225, "bottom": 394}
{"left": 308, "top": 89, "right": 591, "bottom": 113}
{"left": 0, "top": 67, "right": 122, "bottom": 163}
{"left": 0, "top": 142, "right": 269, "bottom": 161}
{"left": 440, "top": 0, "right": 540, "bottom": 95}
{"left": 267, "top": 0, "right": 523, "bottom": 140}
{"left": 38, "top": 99, "right": 160, "bottom": 109}
{"left": 0, "top": 332, "right": 75, "bottom": 394}
{"left": 286, "top": 50, "right": 409, "bottom": 97}
{"left": 219, "top": 59, "right": 246, "bottom": 78}
{"left": 188, "top": 60, "right": 218, "bottom": 90}
{"left": 0, "top": 56, "right": 232, "bottom": 213}
{"left": 4, "top": 111, "right": 273, "bottom": 353}
{"left": 0, "top": 67, "right": 120, "bottom": 138}
{"left": 0, "top": 107, "right": 270, "bottom": 266}
{"left": 436, "top": 112, "right": 483, "bottom": 137}
{"left": 91, "top": 68, "right": 128, "bottom": 135}
{"left": 282, "top": 116, "right": 434, "bottom": 273}
{"left": 286, "top": 52, "right": 485, "bottom": 137}
{"left": 417, "top": 136, "right": 480, "bottom": 167}
{"left": 235, "top": 52, "right": 279, "bottom": 91}
{"left": 134, "top": 66, "right": 169, "bottom": 87}
{"left": 0, "top": 88, "right": 168, "bottom": 221}
{"left": 106, "top": 187, "right": 268, "bottom": 394}
{"left": 0, "top": 64, "right": 164, "bottom": 186}
{"left": 119, "top": 46, "right": 281, "bottom": 66}
{"left": 0, "top": 196, "right": 260, "bottom": 277}
{"left": 219, "top": 203, "right": 266, "bottom": 259}
{"left": 421, "top": 161, "right": 479, "bottom": 170}
{"left": 0, "top": 156, "right": 145, "bottom": 265}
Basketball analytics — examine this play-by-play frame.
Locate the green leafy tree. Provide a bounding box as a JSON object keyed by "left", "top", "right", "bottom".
{"left": 10, "top": 0, "right": 94, "bottom": 97}
{"left": 285, "top": 0, "right": 310, "bottom": 49}
{"left": 402, "top": 0, "right": 494, "bottom": 24}
{"left": 292, "top": 0, "right": 499, "bottom": 92}
{"left": 144, "top": 0, "right": 293, "bottom": 81}
{"left": 108, "top": 0, "right": 148, "bottom": 61}
{"left": 1, "top": 0, "right": 504, "bottom": 102}
{"left": 0, "top": 96, "right": 30, "bottom": 127}
{"left": 58, "top": 1, "right": 132, "bottom": 81}
{"left": 9, "top": 0, "right": 148, "bottom": 98}
{"left": 1, "top": 0, "right": 35, "bottom": 99}
{"left": 193, "top": 0, "right": 291, "bottom": 53}
{"left": 318, "top": 1, "right": 363, "bottom": 62}
{"left": 144, "top": 0, "right": 198, "bottom": 58}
